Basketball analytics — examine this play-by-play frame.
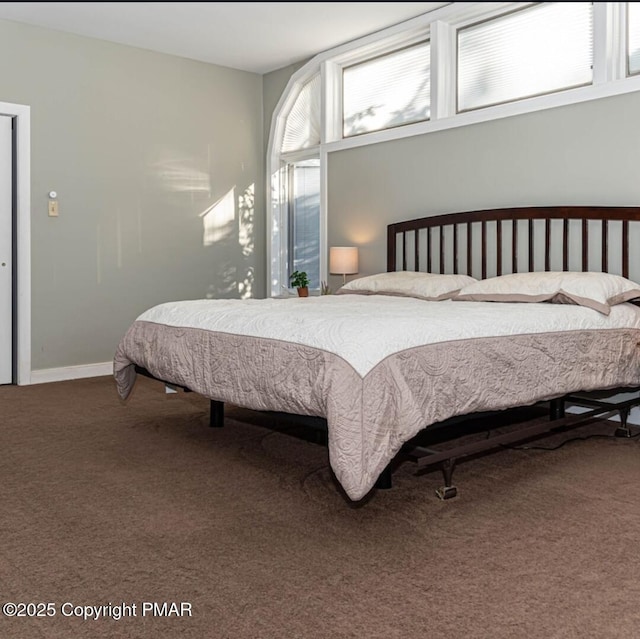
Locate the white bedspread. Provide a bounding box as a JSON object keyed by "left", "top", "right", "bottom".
{"left": 137, "top": 295, "right": 640, "bottom": 377}
{"left": 116, "top": 295, "right": 640, "bottom": 500}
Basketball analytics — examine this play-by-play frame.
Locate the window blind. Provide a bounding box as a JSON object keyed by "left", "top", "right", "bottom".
{"left": 458, "top": 3, "right": 593, "bottom": 112}
{"left": 629, "top": 3, "right": 640, "bottom": 75}
{"left": 290, "top": 160, "right": 320, "bottom": 289}
{"left": 281, "top": 74, "right": 321, "bottom": 153}
{"left": 343, "top": 41, "right": 430, "bottom": 138}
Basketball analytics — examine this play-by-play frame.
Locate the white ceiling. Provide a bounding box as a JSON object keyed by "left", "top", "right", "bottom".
{"left": 0, "top": 2, "right": 449, "bottom": 74}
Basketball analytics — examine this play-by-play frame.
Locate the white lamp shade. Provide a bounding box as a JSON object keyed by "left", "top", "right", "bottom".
{"left": 329, "top": 246, "right": 358, "bottom": 275}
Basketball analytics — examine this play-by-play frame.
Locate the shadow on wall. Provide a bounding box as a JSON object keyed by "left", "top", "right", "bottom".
{"left": 148, "top": 147, "right": 256, "bottom": 301}
{"left": 200, "top": 184, "right": 255, "bottom": 300}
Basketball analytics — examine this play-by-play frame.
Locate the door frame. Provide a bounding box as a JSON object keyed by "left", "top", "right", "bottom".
{"left": 0, "top": 101, "right": 30, "bottom": 385}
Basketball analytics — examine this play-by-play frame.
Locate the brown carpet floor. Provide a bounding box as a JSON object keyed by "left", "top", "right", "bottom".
{"left": 1, "top": 376, "right": 639, "bottom": 639}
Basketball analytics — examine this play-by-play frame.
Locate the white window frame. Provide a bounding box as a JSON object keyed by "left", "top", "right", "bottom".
{"left": 279, "top": 148, "right": 321, "bottom": 294}
{"left": 267, "top": 2, "right": 638, "bottom": 297}
{"left": 625, "top": 1, "right": 640, "bottom": 77}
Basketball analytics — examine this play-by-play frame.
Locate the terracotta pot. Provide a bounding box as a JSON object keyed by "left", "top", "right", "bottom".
{"left": 297, "top": 287, "right": 309, "bottom": 297}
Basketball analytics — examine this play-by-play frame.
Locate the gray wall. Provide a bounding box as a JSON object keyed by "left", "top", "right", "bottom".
{"left": 12, "top": 17, "right": 637, "bottom": 371}
{"left": 328, "top": 91, "right": 640, "bottom": 278}
{"left": 0, "top": 19, "right": 264, "bottom": 370}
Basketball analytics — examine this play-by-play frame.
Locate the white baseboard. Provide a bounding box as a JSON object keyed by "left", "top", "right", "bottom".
{"left": 30, "top": 361, "right": 113, "bottom": 385}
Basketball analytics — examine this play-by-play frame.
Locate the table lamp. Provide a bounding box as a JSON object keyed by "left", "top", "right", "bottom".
{"left": 329, "top": 246, "right": 359, "bottom": 284}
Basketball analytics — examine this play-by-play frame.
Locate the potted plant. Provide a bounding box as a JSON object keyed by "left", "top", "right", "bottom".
{"left": 289, "top": 270, "right": 310, "bottom": 297}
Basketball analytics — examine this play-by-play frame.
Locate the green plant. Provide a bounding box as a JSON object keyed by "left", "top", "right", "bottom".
{"left": 289, "top": 271, "right": 310, "bottom": 289}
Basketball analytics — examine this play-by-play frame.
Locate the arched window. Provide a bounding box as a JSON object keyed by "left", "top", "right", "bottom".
{"left": 268, "top": 73, "right": 321, "bottom": 296}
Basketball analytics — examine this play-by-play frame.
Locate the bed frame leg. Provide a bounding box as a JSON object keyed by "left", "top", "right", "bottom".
{"left": 375, "top": 466, "right": 393, "bottom": 490}
{"left": 209, "top": 400, "right": 224, "bottom": 428}
{"left": 550, "top": 397, "right": 565, "bottom": 421}
{"left": 615, "top": 407, "right": 632, "bottom": 437}
{"left": 435, "top": 459, "right": 457, "bottom": 500}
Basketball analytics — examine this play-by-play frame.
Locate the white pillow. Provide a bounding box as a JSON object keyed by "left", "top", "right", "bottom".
{"left": 454, "top": 271, "right": 640, "bottom": 315}
{"left": 337, "top": 271, "right": 478, "bottom": 301}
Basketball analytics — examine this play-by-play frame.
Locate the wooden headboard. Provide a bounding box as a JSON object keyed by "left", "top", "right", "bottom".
{"left": 387, "top": 206, "right": 640, "bottom": 281}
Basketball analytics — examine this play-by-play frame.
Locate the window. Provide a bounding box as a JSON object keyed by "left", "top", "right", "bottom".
{"left": 628, "top": 2, "right": 640, "bottom": 76}
{"left": 287, "top": 159, "right": 320, "bottom": 289}
{"left": 268, "top": 2, "right": 640, "bottom": 297}
{"left": 269, "top": 75, "right": 321, "bottom": 295}
{"left": 458, "top": 3, "right": 594, "bottom": 112}
{"left": 343, "top": 40, "right": 430, "bottom": 137}
{"left": 282, "top": 74, "right": 321, "bottom": 152}
{"left": 269, "top": 153, "right": 321, "bottom": 296}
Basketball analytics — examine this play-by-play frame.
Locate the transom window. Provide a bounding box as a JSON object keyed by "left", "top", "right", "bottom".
{"left": 343, "top": 40, "right": 431, "bottom": 137}
{"left": 458, "top": 3, "right": 594, "bottom": 112}
{"left": 281, "top": 74, "right": 321, "bottom": 153}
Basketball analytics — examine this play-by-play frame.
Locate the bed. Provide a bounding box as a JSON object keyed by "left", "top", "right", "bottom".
{"left": 114, "top": 206, "right": 640, "bottom": 501}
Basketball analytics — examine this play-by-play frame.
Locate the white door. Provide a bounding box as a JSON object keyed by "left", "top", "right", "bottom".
{"left": 0, "top": 115, "right": 12, "bottom": 384}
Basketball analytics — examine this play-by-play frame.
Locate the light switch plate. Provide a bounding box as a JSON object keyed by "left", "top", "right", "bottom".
{"left": 48, "top": 200, "right": 58, "bottom": 217}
